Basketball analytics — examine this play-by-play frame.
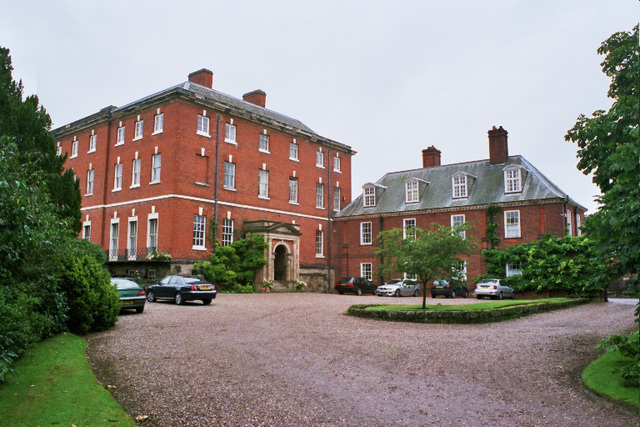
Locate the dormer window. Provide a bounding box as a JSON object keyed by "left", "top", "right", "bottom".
{"left": 452, "top": 174, "right": 467, "bottom": 198}
{"left": 406, "top": 180, "right": 419, "bottom": 203}
{"left": 504, "top": 167, "right": 522, "bottom": 193}
{"left": 363, "top": 186, "right": 376, "bottom": 207}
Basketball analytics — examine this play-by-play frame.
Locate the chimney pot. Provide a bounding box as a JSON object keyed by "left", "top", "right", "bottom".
{"left": 488, "top": 126, "right": 508, "bottom": 165}
{"left": 242, "top": 90, "right": 267, "bottom": 108}
{"left": 188, "top": 69, "right": 214, "bottom": 88}
{"left": 422, "top": 146, "right": 441, "bottom": 168}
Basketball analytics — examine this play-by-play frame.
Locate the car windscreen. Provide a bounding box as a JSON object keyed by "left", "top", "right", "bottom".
{"left": 183, "top": 277, "right": 205, "bottom": 284}
{"left": 386, "top": 279, "right": 402, "bottom": 284}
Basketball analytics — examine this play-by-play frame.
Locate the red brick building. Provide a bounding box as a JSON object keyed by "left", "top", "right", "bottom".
{"left": 333, "top": 127, "right": 586, "bottom": 289}
{"left": 52, "top": 69, "right": 355, "bottom": 290}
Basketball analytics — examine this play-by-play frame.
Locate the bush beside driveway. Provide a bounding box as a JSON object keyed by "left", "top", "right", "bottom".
{"left": 85, "top": 294, "right": 638, "bottom": 426}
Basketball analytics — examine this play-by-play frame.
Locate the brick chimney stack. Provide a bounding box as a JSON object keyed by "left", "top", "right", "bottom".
{"left": 188, "top": 69, "right": 214, "bottom": 88}
{"left": 243, "top": 90, "right": 267, "bottom": 108}
{"left": 422, "top": 146, "right": 441, "bottom": 168}
{"left": 488, "top": 126, "right": 508, "bottom": 165}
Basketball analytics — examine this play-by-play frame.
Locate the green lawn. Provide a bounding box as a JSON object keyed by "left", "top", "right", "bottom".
{"left": 364, "top": 298, "right": 575, "bottom": 311}
{"left": 582, "top": 347, "right": 639, "bottom": 410}
{"left": 0, "top": 333, "right": 134, "bottom": 427}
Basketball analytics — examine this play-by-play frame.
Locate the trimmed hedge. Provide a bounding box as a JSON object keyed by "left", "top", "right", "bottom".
{"left": 346, "top": 299, "right": 589, "bottom": 324}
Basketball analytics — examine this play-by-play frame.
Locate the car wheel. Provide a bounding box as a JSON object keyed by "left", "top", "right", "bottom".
{"left": 476, "top": 295, "right": 482, "bottom": 299}
{"left": 414, "top": 289, "right": 419, "bottom": 297}
{"left": 450, "top": 290, "right": 456, "bottom": 299}
{"left": 338, "top": 291, "right": 344, "bottom": 295}
{"left": 146, "top": 291, "right": 156, "bottom": 302}
{"left": 356, "top": 288, "right": 362, "bottom": 296}
{"left": 463, "top": 291, "right": 468, "bottom": 298}
{"left": 498, "top": 292, "right": 503, "bottom": 300}
{"left": 395, "top": 289, "right": 401, "bottom": 297}
{"left": 135, "top": 306, "right": 144, "bottom": 313}
{"left": 202, "top": 298, "right": 212, "bottom": 305}
{"left": 432, "top": 293, "right": 437, "bottom": 298}
{"left": 175, "top": 293, "right": 184, "bottom": 305}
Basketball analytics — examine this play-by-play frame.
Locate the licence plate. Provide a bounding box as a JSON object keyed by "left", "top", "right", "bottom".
{"left": 436, "top": 285, "right": 443, "bottom": 289}
{"left": 480, "top": 286, "right": 489, "bottom": 289}
{"left": 199, "top": 285, "right": 212, "bottom": 290}
{"left": 121, "top": 301, "right": 133, "bottom": 305}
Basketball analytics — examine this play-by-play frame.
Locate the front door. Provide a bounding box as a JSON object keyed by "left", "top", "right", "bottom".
{"left": 274, "top": 245, "right": 287, "bottom": 281}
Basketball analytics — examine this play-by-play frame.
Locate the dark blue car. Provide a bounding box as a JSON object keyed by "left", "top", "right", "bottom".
{"left": 147, "top": 275, "right": 217, "bottom": 305}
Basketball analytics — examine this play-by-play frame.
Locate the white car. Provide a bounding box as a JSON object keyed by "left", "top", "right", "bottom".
{"left": 376, "top": 278, "right": 421, "bottom": 297}
{"left": 474, "top": 278, "right": 515, "bottom": 300}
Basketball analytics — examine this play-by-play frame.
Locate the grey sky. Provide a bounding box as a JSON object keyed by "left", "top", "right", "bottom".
{"left": 1, "top": 1, "right": 637, "bottom": 213}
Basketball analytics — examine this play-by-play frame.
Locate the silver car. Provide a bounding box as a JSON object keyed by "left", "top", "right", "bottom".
{"left": 376, "top": 278, "right": 421, "bottom": 297}
{"left": 475, "top": 278, "right": 515, "bottom": 300}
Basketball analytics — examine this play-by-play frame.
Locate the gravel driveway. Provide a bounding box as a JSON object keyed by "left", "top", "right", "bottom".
{"left": 86, "top": 294, "right": 638, "bottom": 426}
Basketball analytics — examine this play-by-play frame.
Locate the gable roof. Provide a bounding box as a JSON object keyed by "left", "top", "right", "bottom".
{"left": 336, "top": 155, "right": 586, "bottom": 218}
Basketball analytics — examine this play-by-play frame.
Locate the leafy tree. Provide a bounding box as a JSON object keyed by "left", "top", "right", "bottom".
{"left": 195, "top": 234, "right": 268, "bottom": 293}
{"left": 375, "top": 224, "right": 477, "bottom": 309}
{"left": 565, "top": 25, "right": 639, "bottom": 307}
{"left": 481, "top": 234, "right": 610, "bottom": 295}
{"left": 0, "top": 46, "right": 81, "bottom": 232}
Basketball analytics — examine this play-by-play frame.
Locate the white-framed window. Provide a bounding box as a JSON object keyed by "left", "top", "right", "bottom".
{"left": 154, "top": 113, "right": 164, "bottom": 134}
{"left": 113, "top": 162, "right": 123, "bottom": 191}
{"left": 259, "top": 133, "right": 269, "bottom": 152}
{"left": 148, "top": 269, "right": 156, "bottom": 280}
{"left": 56, "top": 142, "right": 62, "bottom": 157}
{"left": 333, "top": 186, "right": 341, "bottom": 212}
{"left": 151, "top": 153, "right": 161, "bottom": 183}
{"left": 333, "top": 154, "right": 341, "bottom": 172}
{"left": 361, "top": 262, "right": 373, "bottom": 281}
{"left": 505, "top": 210, "right": 521, "bottom": 238}
{"left": 109, "top": 220, "right": 119, "bottom": 261}
{"left": 224, "top": 161, "right": 236, "bottom": 189}
{"left": 456, "top": 259, "right": 468, "bottom": 280}
{"left": 116, "top": 126, "right": 125, "bottom": 145}
{"left": 131, "top": 158, "right": 141, "bottom": 187}
{"left": 505, "top": 168, "right": 522, "bottom": 193}
{"left": 193, "top": 214, "right": 206, "bottom": 249}
{"left": 289, "top": 178, "right": 298, "bottom": 204}
{"left": 360, "top": 222, "right": 372, "bottom": 245}
{"left": 86, "top": 169, "right": 94, "bottom": 195}
{"left": 82, "top": 221, "right": 91, "bottom": 240}
{"left": 566, "top": 209, "right": 573, "bottom": 236}
{"left": 134, "top": 119, "right": 144, "bottom": 140}
{"left": 406, "top": 180, "right": 419, "bottom": 203}
{"left": 128, "top": 219, "right": 138, "bottom": 260}
{"left": 147, "top": 216, "right": 158, "bottom": 253}
{"left": 451, "top": 214, "right": 466, "bottom": 238}
{"left": 363, "top": 186, "right": 376, "bottom": 207}
{"left": 259, "top": 169, "right": 269, "bottom": 198}
{"left": 315, "top": 229, "right": 324, "bottom": 257}
{"left": 197, "top": 114, "right": 210, "bottom": 136}
{"left": 289, "top": 141, "right": 299, "bottom": 160}
{"left": 453, "top": 174, "right": 467, "bottom": 198}
{"left": 316, "top": 150, "right": 324, "bottom": 168}
{"left": 403, "top": 218, "right": 416, "bottom": 240}
{"left": 222, "top": 218, "right": 234, "bottom": 246}
{"left": 506, "top": 262, "right": 522, "bottom": 277}
{"left": 576, "top": 214, "right": 582, "bottom": 236}
{"left": 89, "top": 133, "right": 97, "bottom": 153}
{"left": 225, "top": 123, "right": 236, "bottom": 143}
{"left": 316, "top": 183, "right": 324, "bottom": 208}
{"left": 71, "top": 138, "right": 78, "bottom": 158}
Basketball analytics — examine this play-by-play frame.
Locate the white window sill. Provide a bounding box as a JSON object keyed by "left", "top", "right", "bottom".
{"left": 259, "top": 149, "right": 270, "bottom": 154}
{"left": 224, "top": 139, "right": 237, "bottom": 145}
{"left": 133, "top": 136, "right": 143, "bottom": 142}
{"left": 315, "top": 255, "right": 325, "bottom": 259}
{"left": 223, "top": 186, "right": 236, "bottom": 191}
{"left": 70, "top": 154, "right": 78, "bottom": 159}
{"left": 316, "top": 165, "right": 324, "bottom": 169}
{"left": 150, "top": 180, "right": 161, "bottom": 185}
{"left": 85, "top": 193, "right": 93, "bottom": 197}
{"left": 361, "top": 242, "right": 372, "bottom": 246}
{"left": 88, "top": 149, "right": 96, "bottom": 154}
{"left": 115, "top": 142, "right": 124, "bottom": 147}
{"left": 316, "top": 206, "right": 325, "bottom": 210}
{"left": 197, "top": 131, "right": 211, "bottom": 138}
{"left": 289, "top": 201, "right": 299, "bottom": 205}
{"left": 333, "top": 169, "right": 342, "bottom": 173}
{"left": 130, "top": 184, "right": 140, "bottom": 189}
{"left": 112, "top": 188, "right": 122, "bottom": 193}
{"left": 195, "top": 182, "right": 210, "bottom": 187}
{"left": 289, "top": 157, "right": 299, "bottom": 162}
{"left": 192, "top": 246, "right": 207, "bottom": 251}
{"left": 258, "top": 195, "right": 270, "bottom": 200}
{"left": 152, "top": 130, "right": 163, "bottom": 135}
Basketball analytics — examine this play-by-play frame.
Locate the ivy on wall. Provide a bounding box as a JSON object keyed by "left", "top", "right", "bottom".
{"left": 485, "top": 205, "right": 502, "bottom": 249}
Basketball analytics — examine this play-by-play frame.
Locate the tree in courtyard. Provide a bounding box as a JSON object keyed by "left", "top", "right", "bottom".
{"left": 375, "top": 224, "right": 477, "bottom": 309}
{"left": 0, "top": 46, "right": 81, "bottom": 232}
{"left": 565, "top": 25, "right": 639, "bottom": 309}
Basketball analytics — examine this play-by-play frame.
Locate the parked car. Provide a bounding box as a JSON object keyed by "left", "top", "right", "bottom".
{"left": 146, "top": 275, "right": 217, "bottom": 305}
{"left": 431, "top": 279, "right": 469, "bottom": 298}
{"left": 335, "top": 277, "right": 377, "bottom": 295}
{"left": 475, "top": 278, "right": 515, "bottom": 300}
{"left": 376, "top": 278, "right": 421, "bottom": 297}
{"left": 111, "top": 278, "right": 146, "bottom": 313}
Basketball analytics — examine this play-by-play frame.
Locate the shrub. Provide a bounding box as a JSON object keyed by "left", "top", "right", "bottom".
{"left": 596, "top": 331, "right": 640, "bottom": 388}
{"left": 59, "top": 254, "right": 119, "bottom": 334}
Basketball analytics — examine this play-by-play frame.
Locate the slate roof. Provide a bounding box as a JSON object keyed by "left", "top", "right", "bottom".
{"left": 336, "top": 155, "right": 586, "bottom": 219}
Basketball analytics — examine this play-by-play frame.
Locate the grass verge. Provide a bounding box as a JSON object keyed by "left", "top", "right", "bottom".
{"left": 363, "top": 298, "right": 575, "bottom": 311}
{"left": 582, "top": 349, "right": 640, "bottom": 410}
{"left": 0, "top": 333, "right": 134, "bottom": 426}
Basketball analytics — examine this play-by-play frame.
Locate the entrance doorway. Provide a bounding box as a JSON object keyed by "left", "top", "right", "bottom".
{"left": 274, "top": 245, "right": 288, "bottom": 281}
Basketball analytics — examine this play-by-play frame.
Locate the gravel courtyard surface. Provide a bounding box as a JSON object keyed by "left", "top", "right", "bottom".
{"left": 86, "top": 295, "right": 638, "bottom": 426}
